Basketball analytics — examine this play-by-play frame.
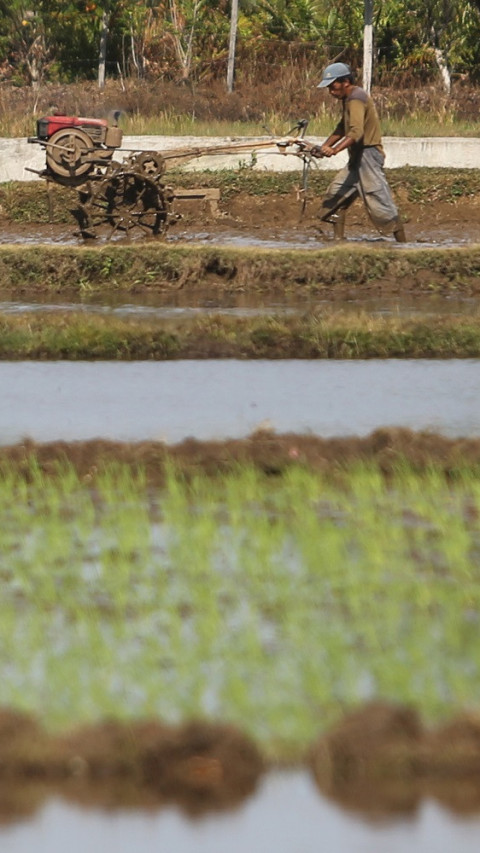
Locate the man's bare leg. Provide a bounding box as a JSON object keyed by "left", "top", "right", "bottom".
{"left": 393, "top": 217, "right": 407, "bottom": 242}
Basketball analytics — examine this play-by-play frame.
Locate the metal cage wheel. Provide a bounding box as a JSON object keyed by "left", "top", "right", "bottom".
{"left": 131, "top": 151, "right": 166, "bottom": 180}
{"left": 78, "top": 168, "right": 169, "bottom": 240}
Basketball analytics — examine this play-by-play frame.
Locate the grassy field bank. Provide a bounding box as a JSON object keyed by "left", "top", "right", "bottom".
{"left": 1, "top": 242, "right": 480, "bottom": 296}
{"left": 1, "top": 309, "right": 480, "bottom": 359}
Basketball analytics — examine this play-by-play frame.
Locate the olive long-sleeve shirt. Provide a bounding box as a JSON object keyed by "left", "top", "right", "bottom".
{"left": 333, "top": 87, "right": 385, "bottom": 160}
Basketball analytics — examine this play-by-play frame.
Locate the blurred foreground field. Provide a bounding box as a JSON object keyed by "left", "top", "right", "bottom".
{"left": 2, "top": 457, "right": 479, "bottom": 757}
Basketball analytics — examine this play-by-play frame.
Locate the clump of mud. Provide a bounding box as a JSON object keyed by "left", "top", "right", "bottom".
{"left": 0, "top": 711, "right": 263, "bottom": 818}
{"left": 141, "top": 720, "right": 264, "bottom": 813}
{"left": 309, "top": 702, "right": 423, "bottom": 817}
{"left": 57, "top": 718, "right": 171, "bottom": 779}
{"left": 309, "top": 702, "right": 480, "bottom": 818}
{"left": 420, "top": 714, "right": 480, "bottom": 814}
{"left": 310, "top": 701, "right": 423, "bottom": 783}
{"left": 3, "top": 704, "right": 480, "bottom": 822}
{"left": 0, "top": 708, "right": 53, "bottom": 776}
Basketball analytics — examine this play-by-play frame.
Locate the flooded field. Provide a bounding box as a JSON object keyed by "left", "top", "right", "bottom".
{"left": 0, "top": 359, "right": 479, "bottom": 445}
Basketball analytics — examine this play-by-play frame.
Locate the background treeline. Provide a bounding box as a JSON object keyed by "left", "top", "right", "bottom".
{"left": 2, "top": 0, "right": 480, "bottom": 89}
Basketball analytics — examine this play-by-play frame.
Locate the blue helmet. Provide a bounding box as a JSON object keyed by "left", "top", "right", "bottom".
{"left": 317, "top": 62, "right": 352, "bottom": 88}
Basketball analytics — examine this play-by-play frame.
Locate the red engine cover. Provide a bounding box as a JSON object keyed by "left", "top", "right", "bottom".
{"left": 38, "top": 114, "right": 109, "bottom": 138}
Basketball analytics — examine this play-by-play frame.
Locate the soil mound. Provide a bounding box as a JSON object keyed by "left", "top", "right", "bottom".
{"left": 309, "top": 704, "right": 480, "bottom": 817}
{"left": 3, "top": 429, "right": 480, "bottom": 486}
{"left": 141, "top": 720, "right": 264, "bottom": 813}
{"left": 309, "top": 702, "right": 423, "bottom": 816}
{"left": 310, "top": 701, "right": 422, "bottom": 784}
{"left": 0, "top": 709, "right": 52, "bottom": 776}
{"left": 0, "top": 715, "right": 264, "bottom": 816}
{"left": 421, "top": 713, "right": 480, "bottom": 776}
{"left": 58, "top": 718, "right": 171, "bottom": 779}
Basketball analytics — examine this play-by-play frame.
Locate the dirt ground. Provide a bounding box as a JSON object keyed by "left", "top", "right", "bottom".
{"left": 197, "top": 190, "right": 480, "bottom": 247}
{"left": 2, "top": 428, "right": 480, "bottom": 486}
{"left": 1, "top": 187, "right": 478, "bottom": 250}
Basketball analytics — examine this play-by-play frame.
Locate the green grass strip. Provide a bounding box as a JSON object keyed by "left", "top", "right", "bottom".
{"left": 1, "top": 241, "right": 480, "bottom": 296}
{"left": 0, "top": 310, "right": 480, "bottom": 359}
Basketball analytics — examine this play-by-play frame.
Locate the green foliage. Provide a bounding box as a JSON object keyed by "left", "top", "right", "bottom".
{"left": 0, "top": 0, "right": 480, "bottom": 86}
{"left": 374, "top": 0, "right": 480, "bottom": 81}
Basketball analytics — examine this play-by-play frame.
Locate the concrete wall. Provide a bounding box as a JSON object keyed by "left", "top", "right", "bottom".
{"left": 1, "top": 135, "right": 480, "bottom": 183}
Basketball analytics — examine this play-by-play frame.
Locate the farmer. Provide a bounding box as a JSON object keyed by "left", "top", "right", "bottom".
{"left": 312, "top": 62, "right": 406, "bottom": 242}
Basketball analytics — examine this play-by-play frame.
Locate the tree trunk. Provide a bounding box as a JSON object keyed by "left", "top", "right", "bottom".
{"left": 27, "top": 36, "right": 44, "bottom": 90}
{"left": 431, "top": 28, "right": 451, "bottom": 94}
{"left": 227, "top": 0, "right": 239, "bottom": 93}
{"left": 98, "top": 9, "right": 109, "bottom": 89}
{"left": 363, "top": 0, "right": 374, "bottom": 94}
{"left": 168, "top": 0, "right": 203, "bottom": 82}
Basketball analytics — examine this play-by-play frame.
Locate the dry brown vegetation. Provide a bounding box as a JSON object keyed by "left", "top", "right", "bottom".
{"left": 3, "top": 76, "right": 480, "bottom": 133}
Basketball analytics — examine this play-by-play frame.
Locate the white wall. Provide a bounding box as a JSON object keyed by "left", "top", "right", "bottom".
{"left": 1, "top": 135, "right": 480, "bottom": 183}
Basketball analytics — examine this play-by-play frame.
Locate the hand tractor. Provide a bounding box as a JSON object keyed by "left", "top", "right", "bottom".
{"left": 27, "top": 113, "right": 319, "bottom": 241}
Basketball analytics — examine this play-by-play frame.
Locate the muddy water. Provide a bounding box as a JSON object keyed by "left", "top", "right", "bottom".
{"left": 1, "top": 359, "right": 479, "bottom": 445}
{"left": 0, "top": 222, "right": 472, "bottom": 250}
{"left": 2, "top": 771, "right": 480, "bottom": 853}
{"left": 1, "top": 291, "right": 479, "bottom": 318}
{"left": 0, "top": 296, "right": 299, "bottom": 320}
{"left": 170, "top": 227, "right": 471, "bottom": 251}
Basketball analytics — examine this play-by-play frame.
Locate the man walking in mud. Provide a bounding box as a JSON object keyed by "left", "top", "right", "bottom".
{"left": 313, "top": 62, "right": 406, "bottom": 242}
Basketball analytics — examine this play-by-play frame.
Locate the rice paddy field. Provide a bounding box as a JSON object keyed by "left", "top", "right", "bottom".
{"left": 2, "top": 458, "right": 479, "bottom": 759}
{"left": 2, "top": 164, "right": 480, "bottom": 843}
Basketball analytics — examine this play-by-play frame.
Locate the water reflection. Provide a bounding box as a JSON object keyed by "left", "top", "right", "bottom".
{"left": 0, "top": 291, "right": 479, "bottom": 319}
{"left": 1, "top": 772, "right": 480, "bottom": 853}
{"left": 0, "top": 300, "right": 298, "bottom": 320}
{"left": 0, "top": 359, "right": 479, "bottom": 445}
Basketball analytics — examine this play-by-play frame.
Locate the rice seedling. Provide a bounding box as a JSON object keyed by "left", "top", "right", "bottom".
{"left": 1, "top": 462, "right": 480, "bottom": 758}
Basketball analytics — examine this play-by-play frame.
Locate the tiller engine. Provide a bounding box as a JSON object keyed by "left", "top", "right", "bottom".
{"left": 28, "top": 112, "right": 175, "bottom": 239}
{"left": 29, "top": 113, "right": 124, "bottom": 183}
